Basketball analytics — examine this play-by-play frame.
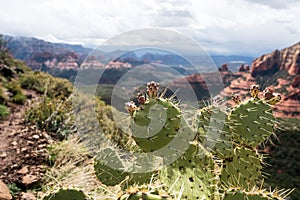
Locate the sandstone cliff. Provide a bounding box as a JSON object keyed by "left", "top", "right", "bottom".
{"left": 221, "top": 42, "right": 300, "bottom": 118}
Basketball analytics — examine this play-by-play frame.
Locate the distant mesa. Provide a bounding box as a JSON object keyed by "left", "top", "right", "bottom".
{"left": 105, "top": 61, "right": 132, "bottom": 69}
{"left": 80, "top": 59, "right": 104, "bottom": 69}
{"left": 80, "top": 59, "right": 132, "bottom": 69}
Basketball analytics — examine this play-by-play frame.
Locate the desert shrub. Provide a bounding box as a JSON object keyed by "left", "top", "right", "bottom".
{"left": 5, "top": 80, "right": 27, "bottom": 104}
{"left": 20, "top": 71, "right": 73, "bottom": 98}
{"left": 0, "top": 83, "right": 6, "bottom": 104}
{"left": 20, "top": 72, "right": 37, "bottom": 89}
{"left": 0, "top": 104, "right": 9, "bottom": 118}
{"left": 25, "top": 95, "right": 74, "bottom": 139}
{"left": 6, "top": 80, "right": 22, "bottom": 96}
{"left": 11, "top": 93, "right": 26, "bottom": 105}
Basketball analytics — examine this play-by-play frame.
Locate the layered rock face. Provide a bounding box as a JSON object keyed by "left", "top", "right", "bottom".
{"left": 221, "top": 42, "right": 300, "bottom": 118}
{"left": 251, "top": 42, "right": 300, "bottom": 76}
{"left": 173, "top": 70, "right": 239, "bottom": 101}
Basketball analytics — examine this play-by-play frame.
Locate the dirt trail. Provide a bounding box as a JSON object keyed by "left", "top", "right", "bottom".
{"left": 0, "top": 91, "right": 53, "bottom": 186}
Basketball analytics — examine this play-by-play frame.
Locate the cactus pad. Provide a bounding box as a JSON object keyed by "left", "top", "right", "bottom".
{"left": 223, "top": 188, "right": 286, "bottom": 200}
{"left": 160, "top": 142, "right": 215, "bottom": 200}
{"left": 119, "top": 191, "right": 171, "bottom": 200}
{"left": 130, "top": 98, "right": 181, "bottom": 152}
{"left": 43, "top": 189, "right": 86, "bottom": 200}
{"left": 220, "top": 147, "right": 262, "bottom": 189}
{"left": 196, "top": 106, "right": 234, "bottom": 158}
{"left": 94, "top": 148, "right": 152, "bottom": 186}
{"left": 94, "top": 148, "right": 128, "bottom": 186}
{"left": 229, "top": 99, "right": 275, "bottom": 147}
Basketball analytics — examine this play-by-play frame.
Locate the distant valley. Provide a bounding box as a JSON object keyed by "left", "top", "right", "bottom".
{"left": 4, "top": 35, "right": 300, "bottom": 118}
{"left": 5, "top": 35, "right": 253, "bottom": 72}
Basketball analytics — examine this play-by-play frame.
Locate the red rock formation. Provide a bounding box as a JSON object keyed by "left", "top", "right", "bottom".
{"left": 251, "top": 49, "right": 280, "bottom": 76}
{"left": 221, "top": 41, "right": 300, "bottom": 118}
{"left": 274, "top": 89, "right": 300, "bottom": 118}
{"left": 251, "top": 42, "right": 300, "bottom": 76}
{"left": 245, "top": 64, "right": 250, "bottom": 71}
{"left": 292, "top": 75, "right": 300, "bottom": 88}
{"left": 289, "top": 49, "right": 300, "bottom": 75}
{"left": 239, "top": 64, "right": 246, "bottom": 72}
{"left": 219, "top": 64, "right": 229, "bottom": 72}
{"left": 173, "top": 71, "right": 237, "bottom": 101}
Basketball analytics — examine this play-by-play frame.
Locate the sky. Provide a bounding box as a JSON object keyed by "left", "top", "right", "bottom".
{"left": 0, "top": 0, "right": 299, "bottom": 56}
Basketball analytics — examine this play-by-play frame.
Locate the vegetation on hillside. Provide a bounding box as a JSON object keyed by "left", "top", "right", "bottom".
{"left": 0, "top": 35, "right": 299, "bottom": 200}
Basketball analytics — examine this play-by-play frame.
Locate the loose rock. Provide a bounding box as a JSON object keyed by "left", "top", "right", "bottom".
{"left": 17, "top": 167, "right": 29, "bottom": 175}
{"left": 21, "top": 175, "right": 39, "bottom": 187}
{"left": 0, "top": 180, "right": 12, "bottom": 200}
{"left": 19, "top": 192, "right": 36, "bottom": 200}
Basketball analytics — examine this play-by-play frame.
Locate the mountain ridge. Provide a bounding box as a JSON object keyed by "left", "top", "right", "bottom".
{"left": 4, "top": 34, "right": 253, "bottom": 71}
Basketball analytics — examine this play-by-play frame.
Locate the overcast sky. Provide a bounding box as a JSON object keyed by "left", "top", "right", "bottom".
{"left": 0, "top": 0, "right": 299, "bottom": 56}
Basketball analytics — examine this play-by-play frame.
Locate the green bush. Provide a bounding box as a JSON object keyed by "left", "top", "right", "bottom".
{"left": 7, "top": 183, "right": 21, "bottom": 198}
{"left": 6, "top": 80, "right": 27, "bottom": 104}
{"left": 6, "top": 80, "right": 22, "bottom": 96}
{"left": 11, "top": 93, "right": 26, "bottom": 105}
{"left": 20, "top": 71, "right": 73, "bottom": 98}
{"left": 0, "top": 104, "right": 9, "bottom": 118}
{"left": 25, "top": 95, "right": 74, "bottom": 139}
{"left": 20, "top": 72, "right": 37, "bottom": 89}
{"left": 0, "top": 84, "right": 6, "bottom": 104}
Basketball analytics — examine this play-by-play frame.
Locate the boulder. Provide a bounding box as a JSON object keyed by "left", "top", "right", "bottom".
{"left": 19, "top": 192, "right": 36, "bottom": 200}
{"left": 0, "top": 180, "right": 12, "bottom": 200}
{"left": 21, "top": 175, "right": 39, "bottom": 187}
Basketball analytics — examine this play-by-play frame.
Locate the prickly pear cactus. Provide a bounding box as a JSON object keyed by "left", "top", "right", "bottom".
{"left": 43, "top": 189, "right": 87, "bottom": 200}
{"left": 118, "top": 185, "right": 172, "bottom": 200}
{"left": 220, "top": 147, "right": 263, "bottom": 189}
{"left": 94, "top": 147, "right": 128, "bottom": 186}
{"left": 223, "top": 187, "right": 287, "bottom": 200}
{"left": 126, "top": 81, "right": 182, "bottom": 152}
{"left": 119, "top": 192, "right": 170, "bottom": 200}
{"left": 130, "top": 98, "right": 181, "bottom": 152}
{"left": 94, "top": 147, "right": 152, "bottom": 186}
{"left": 196, "top": 106, "right": 233, "bottom": 158}
{"left": 119, "top": 82, "right": 290, "bottom": 200}
{"left": 229, "top": 98, "right": 275, "bottom": 147}
{"left": 160, "top": 142, "right": 217, "bottom": 200}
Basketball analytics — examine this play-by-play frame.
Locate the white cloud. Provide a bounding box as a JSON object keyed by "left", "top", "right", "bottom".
{"left": 0, "top": 0, "right": 299, "bottom": 56}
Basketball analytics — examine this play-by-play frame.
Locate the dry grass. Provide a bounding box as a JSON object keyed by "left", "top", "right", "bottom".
{"left": 38, "top": 135, "right": 122, "bottom": 200}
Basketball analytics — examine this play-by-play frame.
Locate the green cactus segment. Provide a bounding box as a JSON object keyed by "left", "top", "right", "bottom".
{"left": 196, "top": 106, "right": 233, "bottom": 158}
{"left": 43, "top": 189, "right": 86, "bottom": 200}
{"left": 160, "top": 143, "right": 215, "bottom": 200}
{"left": 131, "top": 98, "right": 181, "bottom": 152}
{"left": 94, "top": 148, "right": 152, "bottom": 186}
{"left": 119, "top": 192, "right": 171, "bottom": 200}
{"left": 223, "top": 188, "right": 285, "bottom": 200}
{"left": 220, "top": 147, "right": 262, "bottom": 189}
{"left": 94, "top": 148, "right": 128, "bottom": 186}
{"left": 229, "top": 98, "right": 275, "bottom": 147}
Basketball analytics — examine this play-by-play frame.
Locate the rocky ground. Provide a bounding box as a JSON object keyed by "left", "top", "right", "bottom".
{"left": 0, "top": 90, "right": 53, "bottom": 200}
